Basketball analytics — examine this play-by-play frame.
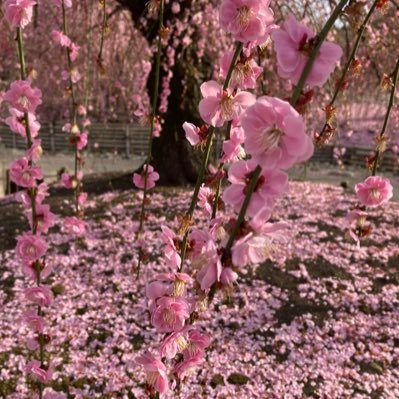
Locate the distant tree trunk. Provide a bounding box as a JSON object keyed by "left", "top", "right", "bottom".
{"left": 116, "top": 0, "right": 212, "bottom": 184}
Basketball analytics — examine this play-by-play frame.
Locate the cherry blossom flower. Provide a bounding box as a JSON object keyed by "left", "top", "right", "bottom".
{"left": 16, "top": 232, "right": 48, "bottom": 263}
{"left": 51, "top": 30, "right": 71, "bottom": 47}
{"left": 4, "top": 0, "right": 36, "bottom": 29}
{"left": 9, "top": 158, "right": 43, "bottom": 188}
{"left": 5, "top": 108, "right": 40, "bottom": 138}
{"left": 133, "top": 165, "right": 160, "bottom": 189}
{"left": 160, "top": 328, "right": 189, "bottom": 359}
{"left": 355, "top": 176, "right": 393, "bottom": 207}
{"left": 198, "top": 80, "right": 255, "bottom": 127}
{"left": 182, "top": 122, "right": 209, "bottom": 146}
{"left": 160, "top": 226, "right": 181, "bottom": 268}
{"left": 173, "top": 356, "right": 203, "bottom": 380}
{"left": 16, "top": 182, "right": 49, "bottom": 208}
{"left": 198, "top": 185, "right": 214, "bottom": 216}
{"left": 221, "top": 125, "right": 246, "bottom": 162}
{"left": 25, "top": 286, "right": 53, "bottom": 306}
{"left": 63, "top": 216, "right": 86, "bottom": 236}
{"left": 25, "top": 139, "right": 43, "bottom": 162}
{"left": 27, "top": 204, "right": 56, "bottom": 234}
{"left": 242, "top": 96, "right": 313, "bottom": 169}
{"left": 22, "top": 310, "right": 45, "bottom": 332}
{"left": 151, "top": 296, "right": 190, "bottom": 333}
{"left": 220, "top": 50, "right": 263, "bottom": 89}
{"left": 194, "top": 239, "right": 222, "bottom": 291}
{"left": 219, "top": 0, "right": 274, "bottom": 44}
{"left": 136, "top": 351, "right": 169, "bottom": 394}
{"left": 272, "top": 14, "right": 342, "bottom": 87}
{"left": 4, "top": 80, "right": 42, "bottom": 113}
{"left": 25, "top": 360, "right": 52, "bottom": 383}
{"left": 223, "top": 160, "right": 289, "bottom": 218}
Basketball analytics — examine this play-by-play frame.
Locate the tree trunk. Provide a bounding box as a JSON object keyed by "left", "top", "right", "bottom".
{"left": 116, "top": 0, "right": 211, "bottom": 184}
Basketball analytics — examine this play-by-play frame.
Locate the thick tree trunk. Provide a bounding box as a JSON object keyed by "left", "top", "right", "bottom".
{"left": 116, "top": 0, "right": 211, "bottom": 184}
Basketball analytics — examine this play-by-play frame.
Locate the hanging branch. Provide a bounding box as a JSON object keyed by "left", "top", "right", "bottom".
{"left": 371, "top": 55, "right": 399, "bottom": 175}
{"left": 317, "top": 0, "right": 379, "bottom": 144}
{"left": 136, "top": 0, "right": 165, "bottom": 278}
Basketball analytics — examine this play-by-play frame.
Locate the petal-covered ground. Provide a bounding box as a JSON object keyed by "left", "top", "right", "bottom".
{"left": 0, "top": 182, "right": 398, "bottom": 398}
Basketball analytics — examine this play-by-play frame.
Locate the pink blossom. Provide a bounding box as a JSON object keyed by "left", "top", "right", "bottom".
{"left": 221, "top": 125, "right": 245, "bottom": 162}
{"left": 22, "top": 309, "right": 45, "bottom": 332}
{"left": 4, "top": 80, "right": 42, "bottom": 113}
{"left": 27, "top": 204, "right": 56, "bottom": 234}
{"left": 242, "top": 96, "right": 313, "bottom": 169}
{"left": 219, "top": 0, "right": 274, "bottom": 44}
{"left": 223, "top": 160, "right": 289, "bottom": 217}
{"left": 16, "top": 232, "right": 48, "bottom": 263}
{"left": 16, "top": 182, "right": 49, "bottom": 208}
{"left": 355, "top": 176, "right": 393, "bottom": 208}
{"left": 26, "top": 336, "right": 40, "bottom": 351}
{"left": 25, "top": 139, "right": 43, "bottom": 162}
{"left": 160, "top": 328, "right": 189, "bottom": 359}
{"left": 78, "top": 191, "right": 88, "bottom": 207}
{"left": 76, "top": 132, "right": 88, "bottom": 150}
{"left": 182, "top": 122, "right": 202, "bottom": 146}
{"left": 183, "top": 330, "right": 210, "bottom": 359}
{"left": 63, "top": 216, "right": 86, "bottom": 236}
{"left": 198, "top": 80, "right": 255, "bottom": 127}
{"left": 69, "top": 42, "right": 80, "bottom": 62}
{"left": 9, "top": 158, "right": 43, "bottom": 188}
{"left": 25, "top": 360, "right": 52, "bottom": 383}
{"left": 194, "top": 239, "right": 222, "bottom": 291}
{"left": 25, "top": 286, "right": 53, "bottom": 306}
{"left": 173, "top": 356, "right": 202, "bottom": 380}
{"left": 136, "top": 351, "right": 169, "bottom": 394}
{"left": 5, "top": 108, "right": 40, "bottom": 138}
{"left": 160, "top": 226, "right": 181, "bottom": 268}
{"left": 156, "top": 272, "right": 194, "bottom": 297}
{"left": 4, "top": 0, "right": 36, "bottom": 29}
{"left": 198, "top": 185, "right": 214, "bottom": 217}
{"left": 60, "top": 172, "right": 80, "bottom": 189}
{"left": 220, "top": 267, "right": 238, "bottom": 286}
{"left": 151, "top": 296, "right": 190, "bottom": 333}
{"left": 220, "top": 50, "right": 263, "bottom": 89}
{"left": 133, "top": 164, "right": 160, "bottom": 189}
{"left": 51, "top": 30, "right": 71, "bottom": 47}
{"left": 272, "top": 14, "right": 342, "bottom": 87}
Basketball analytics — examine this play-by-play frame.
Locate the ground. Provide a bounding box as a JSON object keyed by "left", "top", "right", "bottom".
{"left": 0, "top": 177, "right": 398, "bottom": 398}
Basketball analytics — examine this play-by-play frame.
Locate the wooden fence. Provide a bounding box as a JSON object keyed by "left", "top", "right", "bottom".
{"left": 0, "top": 123, "right": 150, "bottom": 157}
{"left": 0, "top": 122, "right": 397, "bottom": 173}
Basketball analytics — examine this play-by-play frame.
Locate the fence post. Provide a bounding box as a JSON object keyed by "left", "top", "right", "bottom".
{"left": 125, "top": 125, "right": 131, "bottom": 158}
{"left": 49, "top": 122, "right": 55, "bottom": 152}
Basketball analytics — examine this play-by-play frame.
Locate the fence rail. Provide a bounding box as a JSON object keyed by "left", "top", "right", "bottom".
{"left": 0, "top": 122, "right": 398, "bottom": 173}
{"left": 0, "top": 123, "right": 151, "bottom": 157}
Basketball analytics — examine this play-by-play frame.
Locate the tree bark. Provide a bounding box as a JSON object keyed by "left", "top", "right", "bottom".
{"left": 116, "top": 0, "right": 211, "bottom": 184}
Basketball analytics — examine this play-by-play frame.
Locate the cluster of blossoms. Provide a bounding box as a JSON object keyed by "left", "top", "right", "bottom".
{"left": 136, "top": 0, "right": 346, "bottom": 396}
{"left": 3, "top": 1, "right": 59, "bottom": 396}
{"left": 51, "top": 0, "right": 89, "bottom": 235}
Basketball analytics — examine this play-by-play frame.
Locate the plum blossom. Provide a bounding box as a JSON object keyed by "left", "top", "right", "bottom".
{"left": 5, "top": 108, "right": 40, "bottom": 138}
{"left": 4, "top": 0, "right": 36, "bottom": 29}
{"left": 242, "top": 96, "right": 313, "bottom": 169}
{"left": 9, "top": 158, "right": 43, "bottom": 188}
{"left": 25, "top": 139, "right": 43, "bottom": 162}
{"left": 25, "top": 360, "right": 52, "bottom": 383}
{"left": 27, "top": 204, "right": 56, "bottom": 234}
{"left": 355, "top": 176, "right": 393, "bottom": 207}
{"left": 4, "top": 80, "right": 42, "bottom": 113}
{"left": 133, "top": 165, "right": 160, "bottom": 189}
{"left": 198, "top": 80, "right": 255, "bottom": 127}
{"left": 194, "top": 239, "right": 222, "bottom": 291}
{"left": 198, "top": 185, "right": 214, "bottom": 216}
{"left": 160, "top": 328, "right": 189, "bottom": 359}
{"left": 25, "top": 286, "right": 53, "bottom": 306}
{"left": 63, "top": 216, "right": 86, "bottom": 236}
{"left": 160, "top": 226, "right": 181, "bottom": 268}
{"left": 272, "top": 14, "right": 342, "bottom": 87}
{"left": 51, "top": 30, "right": 71, "bottom": 47}
{"left": 221, "top": 125, "right": 246, "bottom": 162}
{"left": 219, "top": 0, "right": 274, "bottom": 44}
{"left": 220, "top": 50, "right": 263, "bottom": 89}
{"left": 151, "top": 296, "right": 190, "bottom": 333}
{"left": 182, "top": 122, "right": 209, "bottom": 146}
{"left": 223, "top": 160, "right": 289, "bottom": 218}
{"left": 16, "top": 232, "right": 48, "bottom": 263}
{"left": 22, "top": 310, "right": 45, "bottom": 332}
{"left": 136, "top": 351, "right": 169, "bottom": 394}
{"left": 16, "top": 182, "right": 49, "bottom": 208}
